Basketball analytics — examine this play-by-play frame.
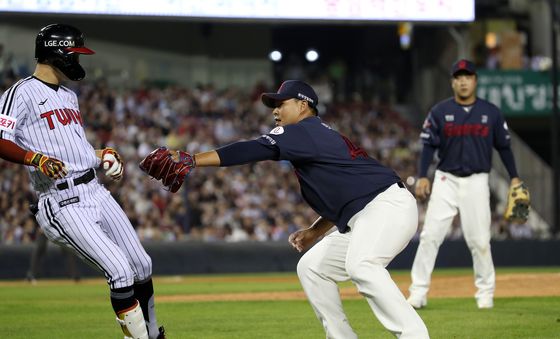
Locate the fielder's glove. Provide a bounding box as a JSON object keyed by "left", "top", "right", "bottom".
{"left": 101, "top": 147, "right": 124, "bottom": 181}
{"left": 504, "top": 182, "right": 530, "bottom": 224}
{"left": 24, "top": 151, "right": 67, "bottom": 179}
{"left": 138, "top": 146, "right": 195, "bottom": 193}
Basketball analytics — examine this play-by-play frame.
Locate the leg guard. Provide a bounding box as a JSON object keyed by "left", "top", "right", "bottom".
{"left": 116, "top": 300, "right": 149, "bottom": 339}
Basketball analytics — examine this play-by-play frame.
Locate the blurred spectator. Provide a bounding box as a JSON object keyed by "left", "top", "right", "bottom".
{"left": 0, "top": 78, "right": 536, "bottom": 244}
{"left": 0, "top": 44, "right": 20, "bottom": 89}
{"left": 509, "top": 221, "right": 533, "bottom": 239}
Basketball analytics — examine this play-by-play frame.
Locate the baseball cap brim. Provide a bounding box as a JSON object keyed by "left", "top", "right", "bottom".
{"left": 261, "top": 93, "right": 294, "bottom": 108}
{"left": 452, "top": 69, "right": 476, "bottom": 76}
{"left": 66, "top": 47, "right": 95, "bottom": 55}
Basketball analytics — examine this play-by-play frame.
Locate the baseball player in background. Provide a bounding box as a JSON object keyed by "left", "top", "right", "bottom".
{"left": 407, "top": 59, "right": 523, "bottom": 310}
{"left": 0, "top": 24, "right": 165, "bottom": 339}
{"left": 151, "top": 80, "right": 429, "bottom": 338}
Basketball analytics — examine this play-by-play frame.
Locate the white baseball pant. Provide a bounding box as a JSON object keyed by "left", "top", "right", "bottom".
{"left": 297, "top": 183, "right": 429, "bottom": 339}
{"left": 409, "top": 170, "right": 494, "bottom": 301}
{"left": 35, "top": 175, "right": 152, "bottom": 289}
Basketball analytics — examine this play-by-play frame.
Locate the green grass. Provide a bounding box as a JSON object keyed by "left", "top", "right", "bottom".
{"left": 0, "top": 268, "right": 559, "bottom": 338}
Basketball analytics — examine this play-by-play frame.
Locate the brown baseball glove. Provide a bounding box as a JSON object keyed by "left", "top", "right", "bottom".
{"left": 504, "top": 182, "right": 530, "bottom": 224}
{"left": 138, "top": 147, "right": 195, "bottom": 193}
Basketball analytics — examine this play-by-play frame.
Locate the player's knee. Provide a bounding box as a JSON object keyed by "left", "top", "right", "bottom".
{"left": 345, "top": 263, "right": 361, "bottom": 281}
{"left": 133, "top": 254, "right": 152, "bottom": 281}
{"left": 419, "top": 230, "right": 444, "bottom": 247}
{"left": 345, "top": 252, "right": 388, "bottom": 280}
{"left": 111, "top": 266, "right": 135, "bottom": 288}
{"left": 296, "top": 252, "right": 324, "bottom": 283}
{"left": 296, "top": 253, "right": 312, "bottom": 280}
{"left": 346, "top": 258, "right": 384, "bottom": 281}
{"left": 467, "top": 238, "right": 491, "bottom": 254}
{"left": 346, "top": 261, "right": 366, "bottom": 280}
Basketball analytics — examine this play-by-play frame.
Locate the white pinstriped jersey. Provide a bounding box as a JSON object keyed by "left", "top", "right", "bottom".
{"left": 0, "top": 76, "right": 99, "bottom": 191}
{"left": 2, "top": 77, "right": 152, "bottom": 292}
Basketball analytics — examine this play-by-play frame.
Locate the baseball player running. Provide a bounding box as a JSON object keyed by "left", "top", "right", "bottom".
{"left": 142, "top": 80, "right": 429, "bottom": 338}
{"left": 407, "top": 59, "right": 523, "bottom": 310}
{"left": 0, "top": 24, "right": 165, "bottom": 339}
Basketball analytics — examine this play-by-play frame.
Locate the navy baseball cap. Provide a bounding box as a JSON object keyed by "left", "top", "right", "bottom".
{"left": 451, "top": 59, "right": 477, "bottom": 76}
{"left": 261, "top": 80, "right": 318, "bottom": 108}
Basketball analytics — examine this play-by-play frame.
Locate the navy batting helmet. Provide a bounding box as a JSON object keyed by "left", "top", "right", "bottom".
{"left": 35, "top": 24, "right": 95, "bottom": 81}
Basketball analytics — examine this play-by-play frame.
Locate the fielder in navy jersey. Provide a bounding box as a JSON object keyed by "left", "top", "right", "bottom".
{"left": 169, "top": 80, "right": 429, "bottom": 338}
{"left": 0, "top": 24, "right": 164, "bottom": 339}
{"left": 407, "top": 59, "right": 523, "bottom": 310}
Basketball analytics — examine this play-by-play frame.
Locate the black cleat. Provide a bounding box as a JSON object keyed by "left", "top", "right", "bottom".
{"left": 156, "top": 326, "right": 166, "bottom": 339}
{"left": 26, "top": 272, "right": 37, "bottom": 285}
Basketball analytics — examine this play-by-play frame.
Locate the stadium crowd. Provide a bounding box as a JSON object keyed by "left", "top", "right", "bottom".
{"left": 0, "top": 75, "right": 536, "bottom": 245}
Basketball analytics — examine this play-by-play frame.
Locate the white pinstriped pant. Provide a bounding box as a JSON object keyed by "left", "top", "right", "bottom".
{"left": 297, "top": 183, "right": 429, "bottom": 339}
{"left": 35, "top": 175, "right": 151, "bottom": 289}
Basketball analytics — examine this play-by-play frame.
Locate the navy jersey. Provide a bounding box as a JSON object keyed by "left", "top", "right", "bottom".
{"left": 420, "top": 97, "right": 512, "bottom": 176}
{"left": 257, "top": 116, "right": 401, "bottom": 232}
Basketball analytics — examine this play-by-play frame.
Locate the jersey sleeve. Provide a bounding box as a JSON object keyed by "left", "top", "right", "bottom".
{"left": 492, "top": 105, "right": 518, "bottom": 178}
{"left": 216, "top": 139, "right": 279, "bottom": 166}
{"left": 492, "top": 106, "right": 512, "bottom": 150}
{"left": 0, "top": 87, "right": 26, "bottom": 142}
{"left": 256, "top": 125, "right": 316, "bottom": 162}
{"left": 419, "top": 109, "right": 440, "bottom": 147}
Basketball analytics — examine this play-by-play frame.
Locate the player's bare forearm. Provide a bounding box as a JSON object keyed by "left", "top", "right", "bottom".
{"left": 288, "top": 216, "right": 334, "bottom": 253}
{"left": 309, "top": 216, "right": 335, "bottom": 236}
{"left": 510, "top": 177, "right": 521, "bottom": 185}
{"left": 288, "top": 217, "right": 334, "bottom": 252}
{"left": 194, "top": 150, "right": 221, "bottom": 167}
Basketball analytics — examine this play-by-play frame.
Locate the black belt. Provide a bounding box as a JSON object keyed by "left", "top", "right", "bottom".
{"left": 56, "top": 169, "right": 95, "bottom": 190}
{"left": 450, "top": 172, "right": 472, "bottom": 177}
{"left": 397, "top": 181, "right": 405, "bottom": 188}
{"left": 448, "top": 171, "right": 484, "bottom": 177}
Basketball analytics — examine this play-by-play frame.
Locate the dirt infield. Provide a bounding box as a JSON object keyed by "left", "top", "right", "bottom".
{"left": 3, "top": 272, "right": 559, "bottom": 302}
{"left": 155, "top": 272, "right": 560, "bottom": 303}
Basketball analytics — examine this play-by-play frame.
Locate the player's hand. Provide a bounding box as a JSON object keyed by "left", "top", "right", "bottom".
{"left": 510, "top": 177, "right": 522, "bottom": 186}
{"left": 101, "top": 147, "right": 124, "bottom": 181}
{"left": 289, "top": 228, "right": 320, "bottom": 253}
{"left": 415, "top": 177, "right": 431, "bottom": 201}
{"left": 24, "top": 151, "right": 68, "bottom": 179}
{"left": 169, "top": 149, "right": 193, "bottom": 163}
{"left": 169, "top": 150, "right": 180, "bottom": 161}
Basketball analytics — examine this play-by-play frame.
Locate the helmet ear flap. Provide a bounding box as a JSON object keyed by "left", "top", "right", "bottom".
{"left": 50, "top": 57, "right": 86, "bottom": 81}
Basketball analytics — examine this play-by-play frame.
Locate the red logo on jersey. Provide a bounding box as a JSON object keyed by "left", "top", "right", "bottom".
{"left": 40, "top": 109, "right": 83, "bottom": 130}
{"left": 444, "top": 123, "right": 489, "bottom": 137}
{"left": 341, "top": 135, "right": 368, "bottom": 159}
{"left": 0, "top": 117, "right": 16, "bottom": 131}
